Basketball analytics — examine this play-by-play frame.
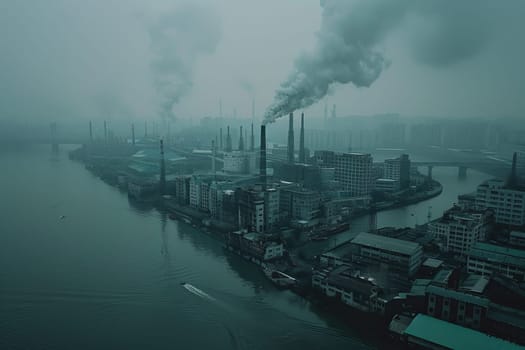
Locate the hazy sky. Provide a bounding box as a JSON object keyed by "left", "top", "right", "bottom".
{"left": 1, "top": 0, "right": 524, "bottom": 125}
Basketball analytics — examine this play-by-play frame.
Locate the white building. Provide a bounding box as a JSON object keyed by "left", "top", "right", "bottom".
{"left": 374, "top": 178, "right": 397, "bottom": 193}
{"left": 475, "top": 179, "right": 525, "bottom": 226}
{"left": 428, "top": 209, "right": 490, "bottom": 256}
{"left": 334, "top": 152, "right": 373, "bottom": 197}
{"left": 350, "top": 232, "right": 423, "bottom": 277}
{"left": 223, "top": 151, "right": 246, "bottom": 173}
{"left": 383, "top": 154, "right": 410, "bottom": 190}
{"left": 467, "top": 242, "right": 525, "bottom": 282}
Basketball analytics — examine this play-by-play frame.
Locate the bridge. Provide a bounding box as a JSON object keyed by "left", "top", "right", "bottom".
{"left": 411, "top": 160, "right": 512, "bottom": 179}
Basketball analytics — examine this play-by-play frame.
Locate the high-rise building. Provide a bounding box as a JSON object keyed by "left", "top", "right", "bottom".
{"left": 384, "top": 154, "right": 411, "bottom": 190}
{"left": 428, "top": 208, "right": 491, "bottom": 256}
{"left": 476, "top": 179, "right": 525, "bottom": 226}
{"left": 334, "top": 152, "right": 373, "bottom": 196}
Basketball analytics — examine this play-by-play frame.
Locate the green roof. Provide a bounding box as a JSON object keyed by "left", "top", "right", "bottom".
{"left": 404, "top": 314, "right": 524, "bottom": 350}
{"left": 351, "top": 232, "right": 421, "bottom": 256}
{"left": 469, "top": 242, "right": 525, "bottom": 268}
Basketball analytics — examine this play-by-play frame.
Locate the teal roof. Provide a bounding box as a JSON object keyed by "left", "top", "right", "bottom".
{"left": 351, "top": 232, "right": 421, "bottom": 256}
{"left": 404, "top": 314, "right": 524, "bottom": 350}
{"left": 469, "top": 242, "right": 525, "bottom": 268}
{"left": 426, "top": 285, "right": 490, "bottom": 307}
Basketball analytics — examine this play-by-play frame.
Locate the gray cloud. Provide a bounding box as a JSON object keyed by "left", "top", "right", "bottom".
{"left": 264, "top": 0, "right": 525, "bottom": 124}
{"left": 148, "top": 4, "right": 221, "bottom": 120}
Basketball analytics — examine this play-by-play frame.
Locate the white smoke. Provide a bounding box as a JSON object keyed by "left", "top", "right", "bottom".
{"left": 149, "top": 4, "right": 221, "bottom": 120}
{"left": 263, "top": 0, "right": 501, "bottom": 124}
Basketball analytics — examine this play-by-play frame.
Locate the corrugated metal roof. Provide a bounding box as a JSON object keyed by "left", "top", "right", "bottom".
{"left": 351, "top": 232, "right": 421, "bottom": 256}
{"left": 404, "top": 314, "right": 523, "bottom": 350}
{"left": 469, "top": 242, "right": 525, "bottom": 268}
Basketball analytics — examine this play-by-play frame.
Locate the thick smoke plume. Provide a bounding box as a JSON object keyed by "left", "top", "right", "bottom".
{"left": 149, "top": 4, "right": 221, "bottom": 120}
{"left": 263, "top": 0, "right": 496, "bottom": 124}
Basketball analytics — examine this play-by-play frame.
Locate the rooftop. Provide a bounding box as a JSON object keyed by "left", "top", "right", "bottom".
{"left": 404, "top": 314, "right": 523, "bottom": 350}
{"left": 351, "top": 232, "right": 421, "bottom": 256}
{"left": 469, "top": 242, "right": 525, "bottom": 268}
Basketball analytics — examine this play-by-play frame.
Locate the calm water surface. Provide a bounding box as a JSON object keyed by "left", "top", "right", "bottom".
{"left": 0, "top": 145, "right": 491, "bottom": 349}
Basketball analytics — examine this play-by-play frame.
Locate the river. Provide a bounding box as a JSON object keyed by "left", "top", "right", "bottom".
{"left": 0, "top": 145, "right": 492, "bottom": 349}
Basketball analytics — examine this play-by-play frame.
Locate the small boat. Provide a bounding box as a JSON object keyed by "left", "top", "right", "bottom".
{"left": 311, "top": 236, "right": 329, "bottom": 241}
{"left": 264, "top": 268, "right": 297, "bottom": 288}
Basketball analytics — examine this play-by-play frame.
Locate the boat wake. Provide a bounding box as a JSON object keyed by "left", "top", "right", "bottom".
{"left": 181, "top": 283, "right": 216, "bottom": 302}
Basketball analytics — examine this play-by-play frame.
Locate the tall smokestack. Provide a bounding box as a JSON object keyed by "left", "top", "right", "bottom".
{"left": 299, "top": 112, "right": 305, "bottom": 163}
{"left": 226, "top": 126, "right": 232, "bottom": 152}
{"left": 239, "top": 126, "right": 244, "bottom": 151}
{"left": 219, "top": 128, "right": 223, "bottom": 151}
{"left": 144, "top": 121, "right": 148, "bottom": 137}
{"left": 89, "top": 121, "right": 93, "bottom": 143}
{"left": 104, "top": 121, "right": 108, "bottom": 143}
{"left": 250, "top": 123, "right": 255, "bottom": 151}
{"left": 507, "top": 152, "right": 518, "bottom": 188}
{"left": 131, "top": 123, "right": 136, "bottom": 146}
{"left": 211, "top": 139, "right": 216, "bottom": 176}
{"left": 260, "top": 125, "right": 267, "bottom": 190}
{"left": 159, "top": 139, "right": 166, "bottom": 195}
{"left": 287, "top": 113, "right": 295, "bottom": 163}
{"left": 252, "top": 98, "right": 255, "bottom": 120}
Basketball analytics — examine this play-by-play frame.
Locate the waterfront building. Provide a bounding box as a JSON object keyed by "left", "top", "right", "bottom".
{"left": 321, "top": 232, "right": 423, "bottom": 278}
{"left": 189, "top": 176, "right": 212, "bottom": 212}
{"left": 374, "top": 178, "right": 397, "bottom": 193}
{"left": 402, "top": 314, "right": 523, "bottom": 350}
{"left": 383, "top": 154, "right": 410, "bottom": 190}
{"left": 475, "top": 179, "right": 525, "bottom": 226}
{"left": 237, "top": 187, "right": 265, "bottom": 233}
{"left": 334, "top": 152, "right": 373, "bottom": 197}
{"left": 428, "top": 208, "right": 491, "bottom": 256}
{"left": 227, "top": 230, "right": 284, "bottom": 262}
{"left": 312, "top": 266, "right": 386, "bottom": 314}
{"left": 467, "top": 242, "right": 525, "bottom": 282}
{"left": 174, "top": 175, "right": 191, "bottom": 205}
{"left": 279, "top": 186, "right": 321, "bottom": 226}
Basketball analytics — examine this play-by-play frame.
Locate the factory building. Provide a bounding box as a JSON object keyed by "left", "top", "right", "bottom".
{"left": 475, "top": 153, "right": 525, "bottom": 226}
{"left": 467, "top": 242, "right": 525, "bottom": 282}
{"left": 334, "top": 152, "right": 373, "bottom": 197}
{"left": 383, "top": 154, "right": 410, "bottom": 190}
{"left": 428, "top": 208, "right": 492, "bottom": 256}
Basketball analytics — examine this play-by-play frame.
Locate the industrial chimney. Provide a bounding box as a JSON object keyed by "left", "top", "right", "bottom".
{"left": 131, "top": 123, "right": 136, "bottom": 146}
{"left": 287, "top": 113, "right": 294, "bottom": 163}
{"left": 226, "top": 126, "right": 232, "bottom": 152}
{"left": 260, "top": 125, "right": 267, "bottom": 191}
{"left": 159, "top": 139, "right": 166, "bottom": 195}
{"left": 89, "top": 121, "right": 93, "bottom": 143}
{"left": 239, "top": 126, "right": 244, "bottom": 151}
{"left": 219, "top": 128, "right": 223, "bottom": 151}
{"left": 299, "top": 112, "right": 305, "bottom": 163}
{"left": 507, "top": 152, "right": 518, "bottom": 189}
{"left": 250, "top": 123, "right": 255, "bottom": 151}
